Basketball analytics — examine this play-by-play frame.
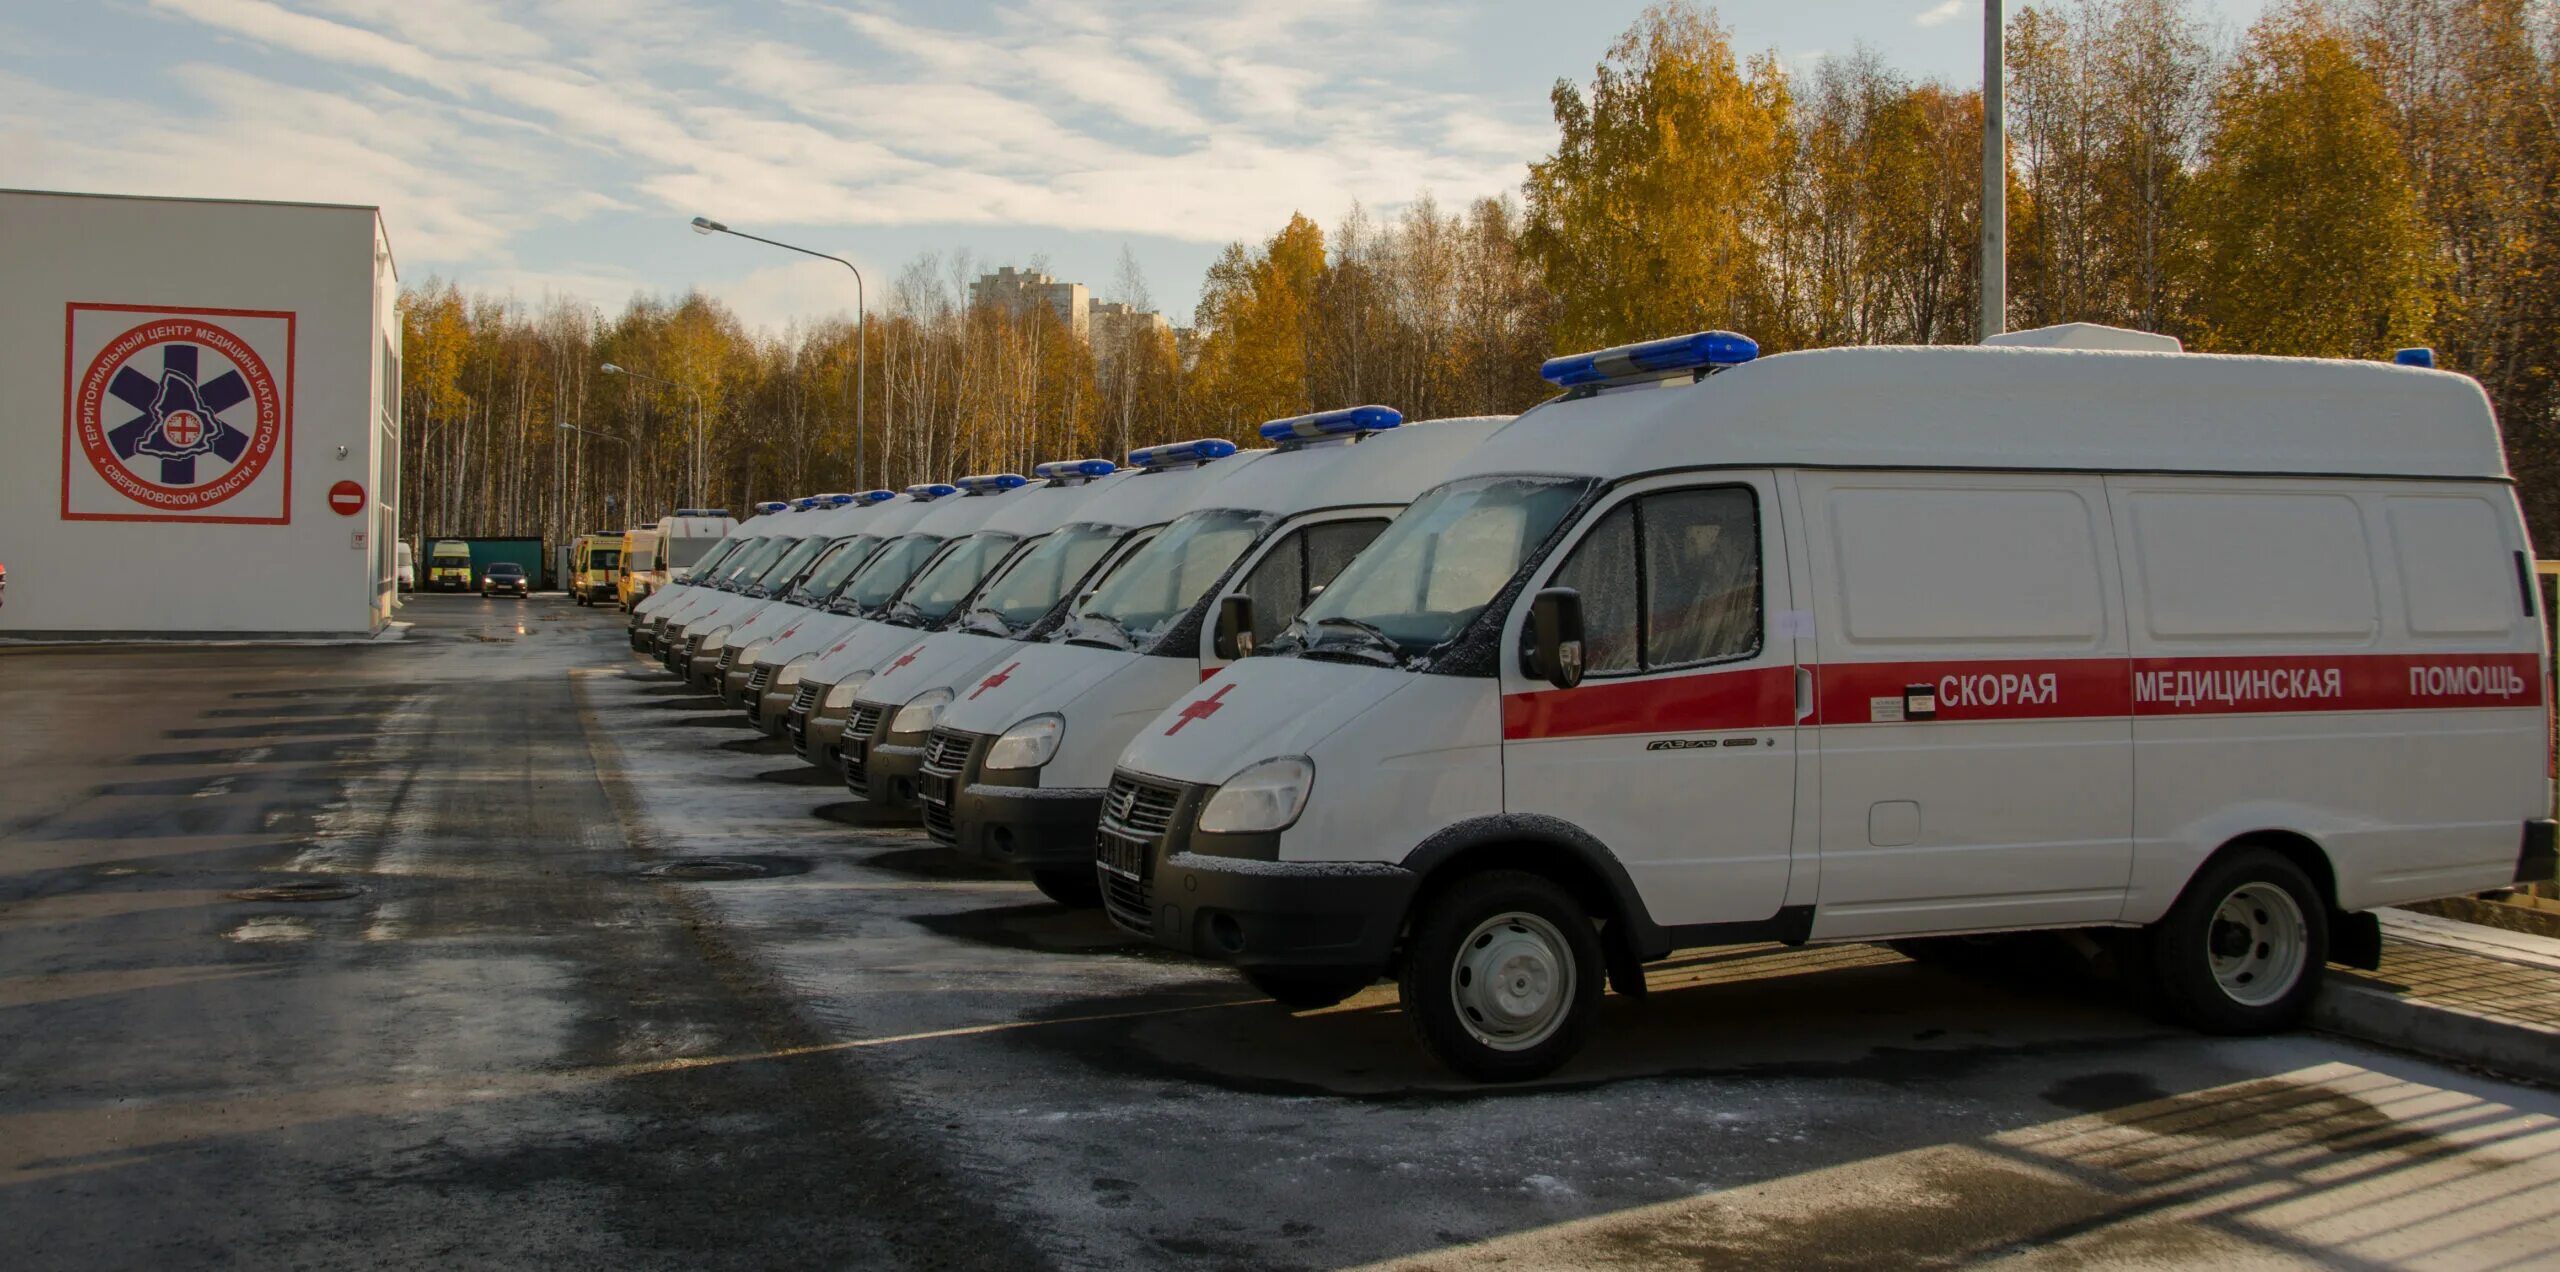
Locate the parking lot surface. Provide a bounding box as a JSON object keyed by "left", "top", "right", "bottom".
{"left": 6, "top": 597, "right": 2557, "bottom": 1269}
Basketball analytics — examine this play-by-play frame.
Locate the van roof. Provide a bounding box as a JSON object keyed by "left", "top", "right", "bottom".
{"left": 1455, "top": 346, "right": 2508, "bottom": 483}
{"left": 1184, "top": 416, "right": 1512, "bottom": 517}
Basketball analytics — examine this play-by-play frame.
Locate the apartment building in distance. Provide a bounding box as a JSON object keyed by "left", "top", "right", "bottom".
{"left": 970, "top": 267, "right": 1183, "bottom": 354}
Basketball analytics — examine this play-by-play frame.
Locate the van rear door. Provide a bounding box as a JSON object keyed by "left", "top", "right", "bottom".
{"left": 1798, "top": 472, "right": 2134, "bottom": 939}
{"left": 1500, "top": 473, "right": 1800, "bottom": 929}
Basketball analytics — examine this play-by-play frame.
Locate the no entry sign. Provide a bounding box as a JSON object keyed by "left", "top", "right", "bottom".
{"left": 327, "top": 479, "right": 365, "bottom": 516}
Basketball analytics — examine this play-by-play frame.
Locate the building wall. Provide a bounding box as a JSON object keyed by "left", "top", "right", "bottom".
{"left": 0, "top": 190, "right": 396, "bottom": 636}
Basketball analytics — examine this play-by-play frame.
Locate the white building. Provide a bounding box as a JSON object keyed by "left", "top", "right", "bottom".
{"left": 0, "top": 190, "right": 402, "bottom": 637}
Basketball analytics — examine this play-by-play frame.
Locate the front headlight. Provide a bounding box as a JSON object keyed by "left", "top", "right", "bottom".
{"left": 984, "top": 713, "right": 1064, "bottom": 771}
{"left": 698, "top": 626, "right": 732, "bottom": 654}
{"left": 822, "top": 671, "right": 874, "bottom": 710}
{"left": 735, "top": 639, "right": 771, "bottom": 668}
{"left": 1196, "top": 756, "right": 1315, "bottom": 835}
{"left": 890, "top": 686, "right": 954, "bottom": 737}
{"left": 776, "top": 658, "right": 810, "bottom": 689}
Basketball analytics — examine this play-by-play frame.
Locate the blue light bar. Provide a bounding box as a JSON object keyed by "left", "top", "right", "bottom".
{"left": 752, "top": 501, "right": 790, "bottom": 514}
{"left": 1259, "top": 404, "right": 1402, "bottom": 442}
{"left": 2394, "top": 347, "right": 2436, "bottom": 369}
{"left": 853, "top": 489, "right": 897, "bottom": 504}
{"left": 955, "top": 473, "right": 1030, "bottom": 494}
{"left": 672, "top": 506, "right": 729, "bottom": 517}
{"left": 792, "top": 497, "right": 821, "bottom": 511}
{"left": 815, "top": 492, "right": 857, "bottom": 507}
{"left": 1127, "top": 438, "right": 1241, "bottom": 470}
{"left": 1034, "top": 458, "right": 1119, "bottom": 482}
{"left": 1540, "top": 330, "right": 1759, "bottom": 388}
{"left": 904, "top": 483, "right": 960, "bottom": 501}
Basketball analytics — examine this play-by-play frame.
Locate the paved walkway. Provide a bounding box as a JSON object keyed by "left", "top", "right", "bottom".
{"left": 2313, "top": 908, "right": 2560, "bottom": 1085}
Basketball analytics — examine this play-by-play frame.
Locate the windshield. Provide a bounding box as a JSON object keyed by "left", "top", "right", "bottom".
{"left": 839, "top": 534, "right": 947, "bottom": 614}
{"left": 683, "top": 539, "right": 736, "bottom": 575}
{"left": 665, "top": 532, "right": 721, "bottom": 569}
{"left": 890, "top": 531, "right": 1024, "bottom": 626}
{"left": 629, "top": 540, "right": 660, "bottom": 571}
{"left": 965, "top": 523, "right": 1127, "bottom": 637}
{"left": 789, "top": 535, "right": 882, "bottom": 602}
{"left": 589, "top": 549, "right": 621, "bottom": 570}
{"left": 1283, "top": 476, "right": 1595, "bottom": 664}
{"left": 713, "top": 537, "right": 792, "bottom": 588}
{"left": 1065, "top": 508, "right": 1273, "bottom": 651}
{"left": 489, "top": 564, "right": 524, "bottom": 577}
{"left": 432, "top": 552, "right": 468, "bottom": 566}
{"left": 752, "top": 536, "right": 830, "bottom": 593}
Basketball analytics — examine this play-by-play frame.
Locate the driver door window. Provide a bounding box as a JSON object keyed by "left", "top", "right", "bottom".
{"left": 1238, "top": 520, "right": 1389, "bottom": 644}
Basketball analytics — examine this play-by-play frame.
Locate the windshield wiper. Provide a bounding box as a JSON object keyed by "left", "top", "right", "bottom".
{"left": 1061, "top": 612, "right": 1134, "bottom": 651}
{"left": 1308, "top": 615, "right": 1401, "bottom": 665}
{"left": 961, "top": 606, "right": 1014, "bottom": 638}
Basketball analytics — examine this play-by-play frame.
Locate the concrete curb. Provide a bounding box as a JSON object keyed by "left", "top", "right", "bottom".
{"left": 2312, "top": 981, "right": 2560, "bottom": 1087}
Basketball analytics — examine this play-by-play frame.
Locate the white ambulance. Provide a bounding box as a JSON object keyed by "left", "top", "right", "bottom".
{"left": 815, "top": 445, "right": 1254, "bottom": 818}
{"left": 631, "top": 499, "right": 792, "bottom": 653}
{"left": 921, "top": 411, "right": 1510, "bottom": 904}
{"left": 720, "top": 470, "right": 1077, "bottom": 724}
{"left": 655, "top": 497, "right": 841, "bottom": 681}
{"left": 744, "top": 462, "right": 1129, "bottom": 738}
{"left": 702, "top": 487, "right": 962, "bottom": 713}
{"left": 1104, "top": 326, "right": 2555, "bottom": 1082}
{"left": 670, "top": 491, "right": 928, "bottom": 694}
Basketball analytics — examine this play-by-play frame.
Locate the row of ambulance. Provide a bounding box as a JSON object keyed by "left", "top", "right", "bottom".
{"left": 622, "top": 323, "right": 2555, "bottom": 1081}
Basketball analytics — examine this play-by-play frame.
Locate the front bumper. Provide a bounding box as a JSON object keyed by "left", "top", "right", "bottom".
{"left": 749, "top": 674, "right": 799, "bottom": 738}
{"left": 916, "top": 728, "right": 1102, "bottom": 866}
{"left": 794, "top": 692, "right": 849, "bottom": 765}
{"left": 1090, "top": 770, "right": 1411, "bottom": 976}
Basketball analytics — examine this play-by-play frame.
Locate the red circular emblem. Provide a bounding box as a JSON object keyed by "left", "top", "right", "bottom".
{"left": 328, "top": 480, "right": 365, "bottom": 516}
{"left": 73, "top": 317, "right": 281, "bottom": 512}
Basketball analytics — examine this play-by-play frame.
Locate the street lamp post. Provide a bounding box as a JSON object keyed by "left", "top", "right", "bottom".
{"left": 599, "top": 362, "right": 704, "bottom": 505}
{"left": 1982, "top": 0, "right": 2007, "bottom": 341}
{"left": 689, "top": 217, "right": 865, "bottom": 491}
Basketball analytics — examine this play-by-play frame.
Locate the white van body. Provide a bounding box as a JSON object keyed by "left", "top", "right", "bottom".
{"left": 921, "top": 416, "right": 1510, "bottom": 895}
{"left": 721, "top": 475, "right": 1081, "bottom": 719}
{"left": 659, "top": 511, "right": 740, "bottom": 582}
{"left": 815, "top": 453, "right": 1252, "bottom": 812}
{"left": 644, "top": 502, "right": 816, "bottom": 667}
{"left": 1105, "top": 338, "right": 2553, "bottom": 1081}
{"left": 743, "top": 469, "right": 1128, "bottom": 738}
{"left": 632, "top": 507, "right": 770, "bottom": 627}
{"left": 664, "top": 497, "right": 881, "bottom": 690}
{"left": 694, "top": 492, "right": 961, "bottom": 706}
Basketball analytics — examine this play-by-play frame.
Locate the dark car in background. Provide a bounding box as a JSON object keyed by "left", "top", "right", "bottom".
{"left": 480, "top": 562, "right": 530, "bottom": 599}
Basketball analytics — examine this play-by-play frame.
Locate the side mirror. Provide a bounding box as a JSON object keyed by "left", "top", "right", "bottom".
{"left": 1302, "top": 582, "right": 1327, "bottom": 606}
{"left": 1526, "top": 587, "right": 1586, "bottom": 691}
{"left": 1213, "top": 593, "right": 1257, "bottom": 661}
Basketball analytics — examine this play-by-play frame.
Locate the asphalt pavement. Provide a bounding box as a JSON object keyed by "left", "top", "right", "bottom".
{"left": 5, "top": 596, "right": 2556, "bottom": 1270}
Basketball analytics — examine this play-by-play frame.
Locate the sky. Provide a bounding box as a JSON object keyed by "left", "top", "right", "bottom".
{"left": 2, "top": 0, "right": 2270, "bottom": 334}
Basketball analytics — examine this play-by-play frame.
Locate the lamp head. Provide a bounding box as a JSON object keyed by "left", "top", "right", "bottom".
{"left": 600, "top": 362, "right": 624, "bottom": 374}
{"left": 690, "top": 216, "right": 725, "bottom": 236}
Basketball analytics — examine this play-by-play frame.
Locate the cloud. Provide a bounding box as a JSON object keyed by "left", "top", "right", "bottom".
{"left": 32, "top": 0, "right": 1551, "bottom": 329}
{"left": 1915, "top": 1, "right": 1969, "bottom": 27}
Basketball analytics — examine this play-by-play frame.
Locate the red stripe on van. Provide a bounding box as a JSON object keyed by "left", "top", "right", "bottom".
{"left": 1503, "top": 665, "right": 1796, "bottom": 740}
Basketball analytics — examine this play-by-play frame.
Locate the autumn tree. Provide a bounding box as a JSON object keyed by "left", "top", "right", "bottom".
{"left": 2187, "top": 3, "right": 2436, "bottom": 357}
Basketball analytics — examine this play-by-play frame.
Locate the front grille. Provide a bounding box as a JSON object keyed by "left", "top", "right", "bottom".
{"left": 841, "top": 703, "right": 888, "bottom": 794}
{"left": 791, "top": 683, "right": 820, "bottom": 716}
{"left": 747, "top": 664, "right": 774, "bottom": 696}
{"left": 785, "top": 685, "right": 822, "bottom": 757}
{"left": 921, "top": 730, "right": 971, "bottom": 777}
{"left": 717, "top": 644, "right": 742, "bottom": 675}
{"left": 1095, "top": 773, "right": 1187, "bottom": 934}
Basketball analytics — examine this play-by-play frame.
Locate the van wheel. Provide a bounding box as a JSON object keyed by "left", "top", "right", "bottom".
{"left": 1398, "top": 870, "right": 1603, "bottom": 1082}
{"left": 1245, "top": 969, "right": 1371, "bottom": 1011}
{"left": 1030, "top": 868, "right": 1101, "bottom": 909}
{"left": 2148, "top": 847, "right": 2329, "bottom": 1034}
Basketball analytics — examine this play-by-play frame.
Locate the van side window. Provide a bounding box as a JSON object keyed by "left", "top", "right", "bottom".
{"left": 1644, "top": 488, "right": 1762, "bottom": 667}
{"left": 1549, "top": 487, "right": 1761, "bottom": 675}
{"left": 1240, "top": 520, "right": 1390, "bottom": 645}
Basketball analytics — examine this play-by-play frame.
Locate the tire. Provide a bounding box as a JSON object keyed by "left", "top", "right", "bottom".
{"left": 1245, "top": 969, "right": 1372, "bottom": 1011}
{"left": 2146, "top": 846, "right": 2329, "bottom": 1034}
{"left": 1397, "top": 869, "right": 1605, "bottom": 1082}
{"left": 1030, "top": 867, "right": 1102, "bottom": 909}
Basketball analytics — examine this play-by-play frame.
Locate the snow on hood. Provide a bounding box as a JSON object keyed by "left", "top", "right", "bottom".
{"left": 850, "top": 629, "right": 1016, "bottom": 710}
{"left": 934, "top": 640, "right": 1134, "bottom": 738}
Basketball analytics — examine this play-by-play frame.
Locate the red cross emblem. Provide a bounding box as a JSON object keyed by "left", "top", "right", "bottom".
{"left": 779, "top": 625, "right": 799, "bottom": 639}
{"left": 886, "top": 644, "right": 925, "bottom": 673}
{"left": 828, "top": 639, "right": 849, "bottom": 655}
{"left": 970, "top": 660, "right": 1021, "bottom": 700}
{"left": 1165, "top": 684, "right": 1235, "bottom": 735}
{"left": 161, "top": 409, "right": 204, "bottom": 447}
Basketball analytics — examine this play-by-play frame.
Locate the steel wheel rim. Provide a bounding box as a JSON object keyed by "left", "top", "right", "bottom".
{"left": 1450, "top": 911, "right": 1575, "bottom": 1052}
{"left": 2207, "top": 881, "right": 2308, "bottom": 1008}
